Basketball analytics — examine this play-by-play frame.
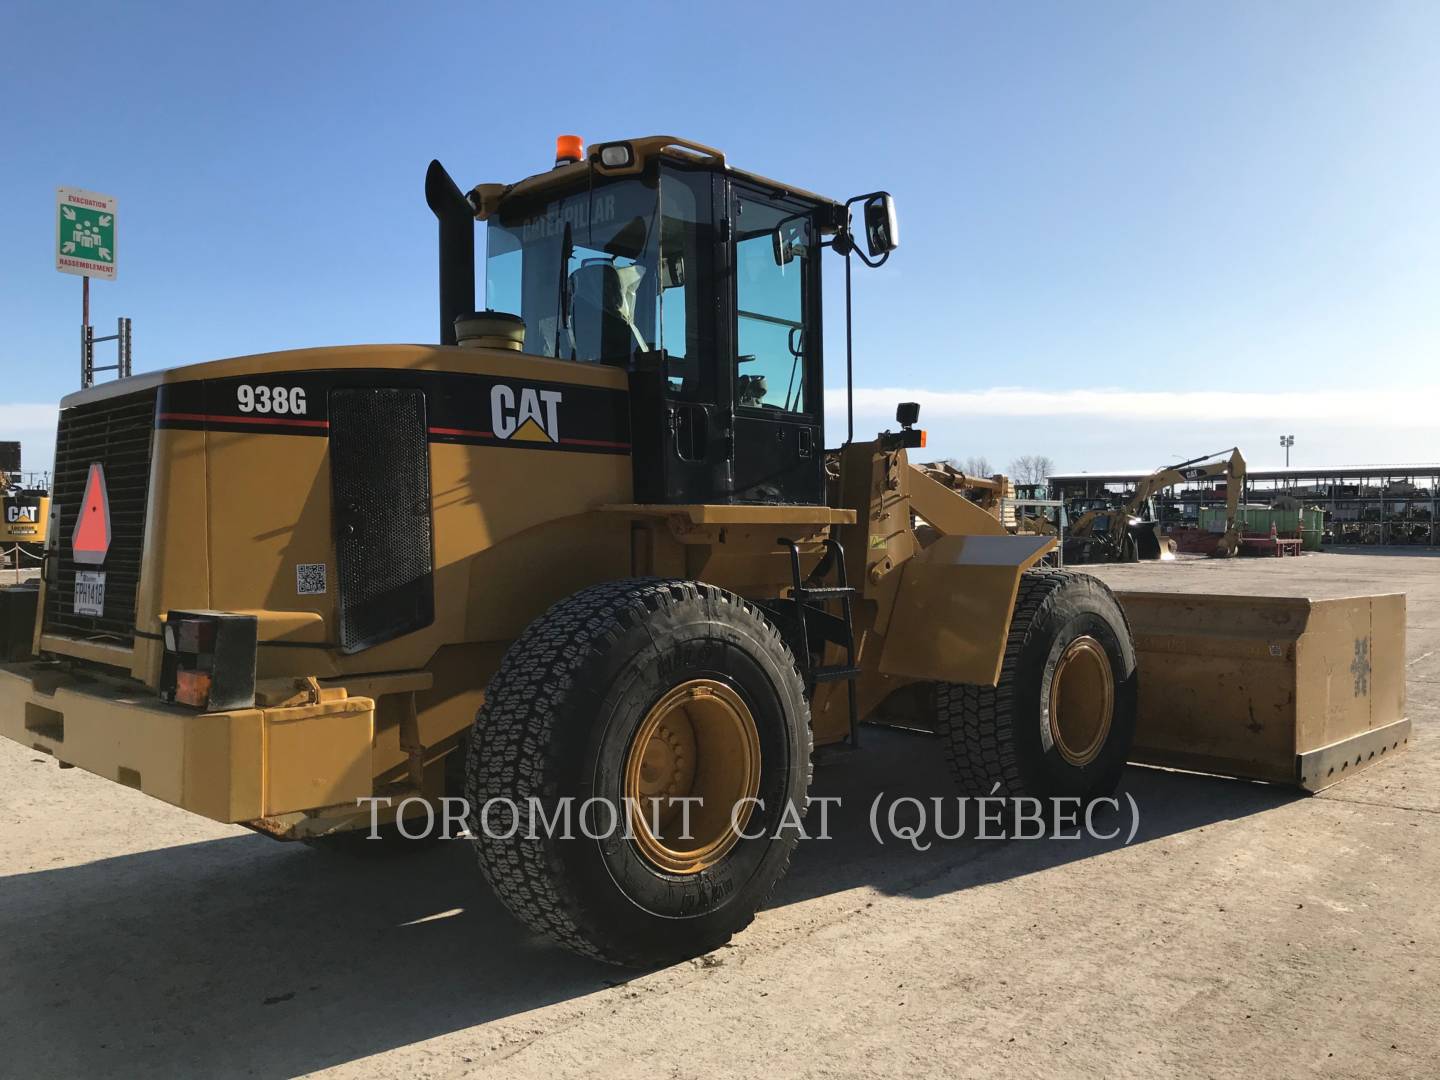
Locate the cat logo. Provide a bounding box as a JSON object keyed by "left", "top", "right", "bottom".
{"left": 491, "top": 384, "right": 563, "bottom": 444}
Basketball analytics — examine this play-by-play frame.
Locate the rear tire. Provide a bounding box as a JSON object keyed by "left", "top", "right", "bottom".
{"left": 466, "top": 579, "right": 812, "bottom": 967}
{"left": 936, "top": 569, "right": 1137, "bottom": 801}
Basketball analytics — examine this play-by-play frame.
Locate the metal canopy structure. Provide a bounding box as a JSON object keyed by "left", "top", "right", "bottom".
{"left": 1048, "top": 463, "right": 1440, "bottom": 546}
{"left": 1050, "top": 463, "right": 1440, "bottom": 485}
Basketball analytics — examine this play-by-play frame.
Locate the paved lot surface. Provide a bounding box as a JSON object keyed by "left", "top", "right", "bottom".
{"left": 1, "top": 551, "right": 1435, "bottom": 1079}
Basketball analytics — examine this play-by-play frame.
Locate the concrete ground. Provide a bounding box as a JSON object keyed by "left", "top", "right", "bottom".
{"left": 1, "top": 550, "right": 1436, "bottom": 1079}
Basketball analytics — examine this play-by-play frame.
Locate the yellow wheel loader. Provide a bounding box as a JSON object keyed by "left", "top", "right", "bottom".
{"left": 0, "top": 137, "right": 1407, "bottom": 967}
{"left": 1063, "top": 447, "right": 1246, "bottom": 564}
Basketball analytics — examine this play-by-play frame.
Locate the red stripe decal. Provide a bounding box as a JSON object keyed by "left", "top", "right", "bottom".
{"left": 427, "top": 425, "right": 495, "bottom": 438}
{"left": 158, "top": 415, "right": 627, "bottom": 449}
{"left": 560, "top": 437, "right": 631, "bottom": 449}
{"left": 429, "top": 426, "right": 629, "bottom": 450}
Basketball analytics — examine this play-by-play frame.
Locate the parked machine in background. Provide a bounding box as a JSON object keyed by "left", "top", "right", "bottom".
{"left": 1064, "top": 447, "right": 1246, "bottom": 564}
{"left": 0, "top": 443, "right": 50, "bottom": 570}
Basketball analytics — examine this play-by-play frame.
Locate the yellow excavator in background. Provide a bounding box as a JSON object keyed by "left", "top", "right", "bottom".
{"left": 1064, "top": 447, "right": 1246, "bottom": 564}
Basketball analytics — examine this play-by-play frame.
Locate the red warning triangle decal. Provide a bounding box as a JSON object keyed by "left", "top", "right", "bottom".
{"left": 71, "top": 463, "right": 112, "bottom": 565}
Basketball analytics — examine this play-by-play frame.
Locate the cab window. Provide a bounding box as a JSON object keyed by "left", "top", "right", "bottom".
{"left": 734, "top": 193, "right": 814, "bottom": 414}
{"left": 485, "top": 177, "right": 659, "bottom": 365}
{"left": 657, "top": 166, "right": 715, "bottom": 400}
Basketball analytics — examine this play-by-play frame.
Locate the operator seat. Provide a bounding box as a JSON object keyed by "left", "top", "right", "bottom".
{"left": 569, "top": 258, "right": 648, "bottom": 364}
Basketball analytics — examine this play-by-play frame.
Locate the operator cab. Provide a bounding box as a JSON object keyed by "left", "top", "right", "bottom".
{"left": 427, "top": 136, "right": 897, "bottom": 507}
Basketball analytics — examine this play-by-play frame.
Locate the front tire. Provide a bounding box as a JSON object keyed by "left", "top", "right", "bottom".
{"left": 466, "top": 579, "right": 812, "bottom": 967}
{"left": 937, "top": 569, "right": 1137, "bottom": 801}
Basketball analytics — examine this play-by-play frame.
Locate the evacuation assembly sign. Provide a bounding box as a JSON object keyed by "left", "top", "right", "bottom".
{"left": 56, "top": 187, "right": 117, "bottom": 280}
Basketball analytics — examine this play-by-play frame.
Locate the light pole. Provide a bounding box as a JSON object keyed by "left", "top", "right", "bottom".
{"left": 1280, "top": 434, "right": 1294, "bottom": 468}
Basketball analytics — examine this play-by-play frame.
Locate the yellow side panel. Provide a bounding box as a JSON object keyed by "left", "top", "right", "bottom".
{"left": 197, "top": 412, "right": 631, "bottom": 676}
{"left": 207, "top": 428, "right": 332, "bottom": 613}
{"left": 1368, "top": 593, "right": 1408, "bottom": 734}
{"left": 183, "top": 710, "right": 265, "bottom": 821}
{"left": 133, "top": 427, "right": 211, "bottom": 682}
{"left": 263, "top": 697, "right": 375, "bottom": 817}
{"left": 463, "top": 512, "right": 632, "bottom": 642}
{"left": 205, "top": 428, "right": 338, "bottom": 680}
{"left": 1295, "top": 593, "right": 1407, "bottom": 751}
{"left": 878, "top": 534, "right": 1054, "bottom": 686}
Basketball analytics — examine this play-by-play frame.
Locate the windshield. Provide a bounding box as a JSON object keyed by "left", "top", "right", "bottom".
{"left": 485, "top": 176, "right": 659, "bottom": 365}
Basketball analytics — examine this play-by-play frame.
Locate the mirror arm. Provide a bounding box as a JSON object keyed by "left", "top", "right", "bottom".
{"left": 834, "top": 224, "right": 886, "bottom": 268}
{"left": 843, "top": 190, "right": 897, "bottom": 265}
{"left": 835, "top": 194, "right": 891, "bottom": 268}
{"left": 844, "top": 246, "right": 854, "bottom": 444}
{"left": 853, "top": 245, "right": 890, "bottom": 270}
{"left": 827, "top": 191, "right": 896, "bottom": 444}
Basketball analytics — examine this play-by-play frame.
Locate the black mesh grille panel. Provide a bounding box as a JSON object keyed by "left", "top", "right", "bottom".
{"left": 42, "top": 389, "right": 158, "bottom": 647}
{"left": 329, "top": 388, "right": 434, "bottom": 653}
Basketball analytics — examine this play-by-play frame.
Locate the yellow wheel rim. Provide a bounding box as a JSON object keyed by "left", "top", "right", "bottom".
{"left": 624, "top": 679, "right": 762, "bottom": 875}
{"left": 1048, "top": 636, "right": 1115, "bottom": 766}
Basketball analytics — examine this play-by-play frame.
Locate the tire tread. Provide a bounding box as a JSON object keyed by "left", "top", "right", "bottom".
{"left": 935, "top": 568, "right": 1127, "bottom": 798}
{"left": 466, "top": 578, "right": 811, "bottom": 964}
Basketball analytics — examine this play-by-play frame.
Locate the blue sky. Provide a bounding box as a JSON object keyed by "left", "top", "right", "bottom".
{"left": 3, "top": 1, "right": 1437, "bottom": 477}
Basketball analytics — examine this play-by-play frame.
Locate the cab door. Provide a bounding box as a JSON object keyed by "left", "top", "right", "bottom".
{"left": 728, "top": 184, "right": 824, "bottom": 505}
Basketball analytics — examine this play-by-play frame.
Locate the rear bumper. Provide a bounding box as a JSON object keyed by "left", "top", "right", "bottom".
{"left": 0, "top": 661, "right": 374, "bottom": 822}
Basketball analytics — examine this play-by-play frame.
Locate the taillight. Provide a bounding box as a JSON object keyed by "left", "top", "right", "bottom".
{"left": 160, "top": 611, "right": 258, "bottom": 711}
{"left": 174, "top": 669, "right": 213, "bottom": 708}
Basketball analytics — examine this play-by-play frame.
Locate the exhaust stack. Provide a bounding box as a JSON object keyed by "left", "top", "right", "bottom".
{"left": 424, "top": 160, "right": 476, "bottom": 346}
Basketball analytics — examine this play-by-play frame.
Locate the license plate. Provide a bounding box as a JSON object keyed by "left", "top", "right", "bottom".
{"left": 74, "top": 571, "right": 106, "bottom": 616}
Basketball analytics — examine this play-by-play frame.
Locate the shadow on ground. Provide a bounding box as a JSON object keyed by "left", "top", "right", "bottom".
{"left": 0, "top": 727, "right": 1297, "bottom": 1078}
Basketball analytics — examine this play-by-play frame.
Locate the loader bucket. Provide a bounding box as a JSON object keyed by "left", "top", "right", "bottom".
{"left": 1114, "top": 591, "right": 1408, "bottom": 790}
{"left": 1129, "top": 521, "right": 1175, "bottom": 561}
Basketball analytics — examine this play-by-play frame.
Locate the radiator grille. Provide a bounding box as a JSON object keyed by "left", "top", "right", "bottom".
{"left": 42, "top": 389, "right": 158, "bottom": 647}
{"left": 329, "top": 388, "right": 434, "bottom": 653}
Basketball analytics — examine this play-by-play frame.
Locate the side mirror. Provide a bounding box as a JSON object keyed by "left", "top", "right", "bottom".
{"left": 863, "top": 194, "right": 899, "bottom": 258}
{"left": 772, "top": 229, "right": 793, "bottom": 266}
{"left": 660, "top": 251, "right": 686, "bottom": 289}
{"left": 772, "top": 218, "right": 807, "bottom": 266}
